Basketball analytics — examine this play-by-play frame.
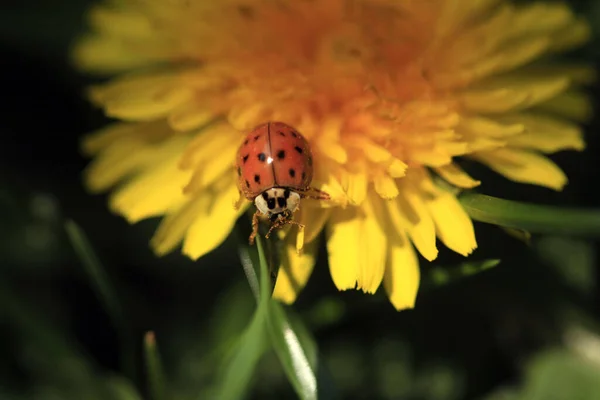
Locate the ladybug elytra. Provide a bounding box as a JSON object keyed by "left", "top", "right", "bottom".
{"left": 235, "top": 121, "right": 330, "bottom": 244}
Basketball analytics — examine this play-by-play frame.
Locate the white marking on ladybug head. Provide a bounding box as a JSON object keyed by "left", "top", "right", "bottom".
{"left": 254, "top": 188, "right": 300, "bottom": 216}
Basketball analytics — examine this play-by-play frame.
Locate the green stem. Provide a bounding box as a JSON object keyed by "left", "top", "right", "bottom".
{"left": 144, "top": 331, "right": 167, "bottom": 400}
{"left": 459, "top": 192, "right": 600, "bottom": 237}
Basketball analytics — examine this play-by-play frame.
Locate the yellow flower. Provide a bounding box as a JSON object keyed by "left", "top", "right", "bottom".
{"left": 74, "top": 0, "right": 592, "bottom": 310}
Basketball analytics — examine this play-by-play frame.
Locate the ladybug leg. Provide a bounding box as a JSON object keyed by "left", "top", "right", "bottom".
{"left": 249, "top": 210, "right": 260, "bottom": 245}
{"left": 265, "top": 213, "right": 305, "bottom": 240}
{"left": 300, "top": 187, "right": 331, "bottom": 201}
{"left": 233, "top": 190, "right": 245, "bottom": 210}
{"left": 265, "top": 214, "right": 286, "bottom": 239}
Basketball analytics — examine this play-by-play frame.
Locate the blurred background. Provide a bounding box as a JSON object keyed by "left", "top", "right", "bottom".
{"left": 1, "top": 0, "right": 599, "bottom": 399}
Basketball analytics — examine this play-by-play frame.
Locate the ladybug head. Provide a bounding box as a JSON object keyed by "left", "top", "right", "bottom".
{"left": 255, "top": 187, "right": 301, "bottom": 218}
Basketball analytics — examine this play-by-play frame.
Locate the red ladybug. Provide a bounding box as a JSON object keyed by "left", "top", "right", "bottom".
{"left": 235, "top": 121, "right": 330, "bottom": 244}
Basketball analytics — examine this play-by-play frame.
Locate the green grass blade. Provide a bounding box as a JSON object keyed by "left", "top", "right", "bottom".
{"left": 267, "top": 303, "right": 318, "bottom": 400}
{"left": 459, "top": 193, "right": 600, "bottom": 237}
{"left": 213, "top": 236, "right": 273, "bottom": 400}
{"left": 239, "top": 246, "right": 260, "bottom": 302}
{"left": 144, "top": 332, "right": 167, "bottom": 400}
{"left": 255, "top": 236, "right": 272, "bottom": 305}
{"left": 224, "top": 236, "right": 321, "bottom": 399}
{"left": 214, "top": 303, "right": 269, "bottom": 400}
{"left": 421, "top": 259, "right": 501, "bottom": 290}
{"left": 64, "top": 219, "right": 135, "bottom": 380}
{"left": 254, "top": 237, "right": 318, "bottom": 399}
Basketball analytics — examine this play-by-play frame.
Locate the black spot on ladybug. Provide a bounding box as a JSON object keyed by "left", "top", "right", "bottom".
{"left": 277, "top": 197, "right": 286, "bottom": 208}
{"left": 278, "top": 131, "right": 286, "bottom": 137}
{"left": 254, "top": 174, "right": 261, "bottom": 184}
{"left": 261, "top": 192, "right": 269, "bottom": 200}
{"left": 267, "top": 198, "right": 276, "bottom": 210}
{"left": 244, "top": 139, "right": 249, "bottom": 145}
{"left": 253, "top": 135, "right": 260, "bottom": 141}
{"left": 277, "top": 150, "right": 285, "bottom": 160}
{"left": 308, "top": 156, "right": 313, "bottom": 166}
{"left": 294, "top": 146, "right": 303, "bottom": 154}
{"left": 242, "top": 154, "right": 249, "bottom": 163}
{"left": 237, "top": 167, "right": 241, "bottom": 176}
{"left": 291, "top": 131, "right": 298, "bottom": 138}
{"left": 301, "top": 171, "right": 306, "bottom": 180}
{"left": 258, "top": 153, "right": 266, "bottom": 162}
{"left": 284, "top": 188, "right": 290, "bottom": 199}
{"left": 245, "top": 179, "right": 250, "bottom": 188}
{"left": 289, "top": 168, "right": 296, "bottom": 178}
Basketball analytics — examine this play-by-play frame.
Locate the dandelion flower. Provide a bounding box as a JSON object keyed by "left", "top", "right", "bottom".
{"left": 74, "top": 0, "right": 592, "bottom": 310}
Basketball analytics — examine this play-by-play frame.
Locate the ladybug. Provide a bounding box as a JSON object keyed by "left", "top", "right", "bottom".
{"left": 235, "top": 121, "right": 330, "bottom": 244}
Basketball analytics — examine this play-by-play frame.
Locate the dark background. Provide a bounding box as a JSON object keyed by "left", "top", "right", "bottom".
{"left": 0, "top": 1, "right": 599, "bottom": 399}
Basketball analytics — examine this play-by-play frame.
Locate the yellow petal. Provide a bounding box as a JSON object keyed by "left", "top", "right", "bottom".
{"left": 433, "top": 37, "right": 550, "bottom": 89}
{"left": 317, "top": 138, "right": 348, "bottom": 164}
{"left": 105, "top": 86, "right": 193, "bottom": 121}
{"left": 534, "top": 90, "right": 594, "bottom": 122}
{"left": 409, "top": 147, "right": 453, "bottom": 167}
{"left": 343, "top": 170, "right": 368, "bottom": 206}
{"left": 183, "top": 145, "right": 238, "bottom": 193}
{"left": 182, "top": 179, "right": 246, "bottom": 260}
{"left": 424, "top": 187, "right": 477, "bottom": 257}
{"left": 109, "top": 152, "right": 192, "bottom": 223}
{"left": 384, "top": 232, "right": 420, "bottom": 311}
{"left": 357, "top": 196, "right": 387, "bottom": 293}
{"left": 168, "top": 102, "right": 219, "bottom": 132}
{"left": 326, "top": 207, "right": 359, "bottom": 291}
{"left": 374, "top": 174, "right": 399, "bottom": 199}
{"left": 89, "top": 73, "right": 194, "bottom": 121}
{"left": 179, "top": 123, "right": 240, "bottom": 169}
{"left": 348, "top": 136, "right": 392, "bottom": 163}
{"left": 72, "top": 35, "right": 158, "bottom": 74}
{"left": 312, "top": 161, "right": 347, "bottom": 207}
{"left": 457, "top": 115, "right": 525, "bottom": 139}
{"left": 272, "top": 239, "right": 318, "bottom": 304}
{"left": 326, "top": 196, "right": 387, "bottom": 293}
{"left": 89, "top": 6, "right": 153, "bottom": 39}
{"left": 435, "top": 0, "right": 502, "bottom": 39}
{"left": 387, "top": 159, "right": 408, "bottom": 178}
{"left": 459, "top": 75, "right": 570, "bottom": 113}
{"left": 549, "top": 19, "right": 591, "bottom": 52}
{"left": 85, "top": 136, "right": 190, "bottom": 192}
{"left": 296, "top": 205, "right": 331, "bottom": 244}
{"left": 81, "top": 121, "right": 171, "bottom": 155}
{"left": 434, "top": 163, "right": 481, "bottom": 189}
{"left": 518, "top": 64, "right": 596, "bottom": 86}
{"left": 388, "top": 182, "right": 438, "bottom": 262}
{"left": 472, "top": 148, "right": 567, "bottom": 190}
{"left": 152, "top": 192, "right": 246, "bottom": 256}
{"left": 501, "top": 113, "right": 585, "bottom": 153}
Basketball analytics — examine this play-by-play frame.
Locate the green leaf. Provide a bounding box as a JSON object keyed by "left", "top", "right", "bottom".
{"left": 422, "top": 259, "right": 500, "bottom": 290}
{"left": 64, "top": 220, "right": 135, "bottom": 380}
{"left": 144, "top": 332, "right": 167, "bottom": 400}
{"left": 459, "top": 193, "right": 600, "bottom": 237}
